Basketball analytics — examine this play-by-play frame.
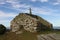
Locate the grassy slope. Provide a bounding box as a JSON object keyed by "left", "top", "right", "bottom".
{"left": 0, "top": 31, "right": 37, "bottom": 40}
{"left": 0, "top": 31, "right": 60, "bottom": 40}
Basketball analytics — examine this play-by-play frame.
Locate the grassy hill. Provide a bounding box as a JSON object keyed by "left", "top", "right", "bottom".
{"left": 0, "top": 30, "right": 60, "bottom": 40}
{"left": 0, "top": 31, "right": 37, "bottom": 40}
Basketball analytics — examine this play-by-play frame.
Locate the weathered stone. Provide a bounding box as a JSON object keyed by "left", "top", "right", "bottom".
{"left": 10, "top": 10, "right": 53, "bottom": 34}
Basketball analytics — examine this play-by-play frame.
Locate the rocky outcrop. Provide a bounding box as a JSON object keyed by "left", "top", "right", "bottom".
{"left": 11, "top": 13, "right": 38, "bottom": 33}
{"left": 10, "top": 13, "right": 53, "bottom": 34}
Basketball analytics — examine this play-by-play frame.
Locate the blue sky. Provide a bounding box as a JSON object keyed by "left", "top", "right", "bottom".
{"left": 0, "top": 0, "right": 60, "bottom": 28}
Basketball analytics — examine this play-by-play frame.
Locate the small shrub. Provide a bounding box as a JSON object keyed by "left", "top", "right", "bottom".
{"left": 0, "top": 24, "right": 6, "bottom": 35}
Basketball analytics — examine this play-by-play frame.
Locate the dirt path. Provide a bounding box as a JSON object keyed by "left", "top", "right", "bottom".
{"left": 37, "top": 33, "right": 60, "bottom": 40}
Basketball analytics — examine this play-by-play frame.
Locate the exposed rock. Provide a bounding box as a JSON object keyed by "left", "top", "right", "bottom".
{"left": 10, "top": 9, "right": 53, "bottom": 34}
{"left": 11, "top": 13, "right": 38, "bottom": 33}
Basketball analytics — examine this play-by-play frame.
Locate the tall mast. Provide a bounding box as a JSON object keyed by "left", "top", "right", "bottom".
{"left": 29, "top": 8, "right": 32, "bottom": 15}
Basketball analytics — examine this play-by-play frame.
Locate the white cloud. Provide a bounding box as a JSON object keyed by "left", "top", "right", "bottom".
{"left": 51, "top": 0, "right": 60, "bottom": 5}
{"left": 0, "top": 20, "right": 10, "bottom": 27}
{"left": 0, "top": 0, "right": 5, "bottom": 5}
{"left": 31, "top": 7, "right": 52, "bottom": 15}
{"left": 6, "top": 0, "right": 19, "bottom": 3}
{"left": 0, "top": 0, "right": 60, "bottom": 16}
{"left": 12, "top": 3, "right": 30, "bottom": 9}
{"left": 30, "top": 0, "right": 37, "bottom": 2}
{"left": 30, "top": 7, "right": 60, "bottom": 16}
{"left": 57, "top": 0, "right": 60, "bottom": 2}
{"left": 39, "top": 0, "right": 48, "bottom": 2}
{"left": 0, "top": 20, "right": 10, "bottom": 22}
{"left": 0, "top": 10, "right": 17, "bottom": 27}
{"left": 0, "top": 11, "right": 17, "bottom": 17}
{"left": 6, "top": 0, "right": 31, "bottom": 9}
{"left": 0, "top": 2, "right": 5, "bottom": 5}
{"left": 30, "top": 0, "right": 48, "bottom": 2}
{"left": 6, "top": 0, "right": 20, "bottom": 8}
{"left": 53, "top": 2, "right": 59, "bottom": 5}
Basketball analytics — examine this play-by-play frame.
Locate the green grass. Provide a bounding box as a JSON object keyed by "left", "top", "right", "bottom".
{"left": 0, "top": 31, "right": 37, "bottom": 40}
{"left": 0, "top": 30, "right": 60, "bottom": 40}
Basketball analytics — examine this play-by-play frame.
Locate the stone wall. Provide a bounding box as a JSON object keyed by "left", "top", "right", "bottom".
{"left": 10, "top": 13, "right": 38, "bottom": 34}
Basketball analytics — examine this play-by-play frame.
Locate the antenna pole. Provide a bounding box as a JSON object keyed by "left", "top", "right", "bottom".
{"left": 30, "top": 8, "right": 32, "bottom": 15}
